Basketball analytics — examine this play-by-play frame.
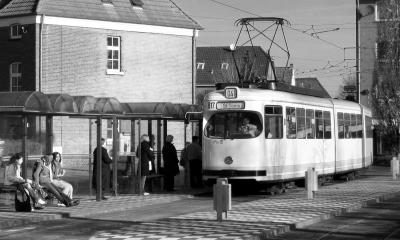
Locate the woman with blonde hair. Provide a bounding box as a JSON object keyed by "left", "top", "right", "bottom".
{"left": 51, "top": 152, "right": 74, "bottom": 199}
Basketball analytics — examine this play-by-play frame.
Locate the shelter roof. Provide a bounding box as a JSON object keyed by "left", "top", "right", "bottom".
{"left": 0, "top": 91, "right": 52, "bottom": 113}
{"left": 47, "top": 93, "right": 78, "bottom": 115}
{"left": 0, "top": 91, "right": 202, "bottom": 120}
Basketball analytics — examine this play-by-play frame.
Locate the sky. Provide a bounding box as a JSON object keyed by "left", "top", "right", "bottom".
{"left": 173, "top": 0, "right": 357, "bottom": 97}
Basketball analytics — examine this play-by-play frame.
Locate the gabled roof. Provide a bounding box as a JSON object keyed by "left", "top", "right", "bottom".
{"left": 196, "top": 46, "right": 271, "bottom": 85}
{"left": 295, "top": 77, "right": 331, "bottom": 98}
{"left": 0, "top": 0, "right": 202, "bottom": 30}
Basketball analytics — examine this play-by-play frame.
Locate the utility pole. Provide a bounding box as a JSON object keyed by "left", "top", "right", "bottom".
{"left": 356, "top": 0, "right": 361, "bottom": 104}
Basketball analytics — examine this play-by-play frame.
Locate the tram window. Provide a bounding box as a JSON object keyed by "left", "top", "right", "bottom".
{"left": 350, "top": 114, "right": 357, "bottom": 138}
{"left": 356, "top": 114, "right": 363, "bottom": 138}
{"left": 296, "top": 108, "right": 306, "bottom": 139}
{"left": 306, "top": 109, "right": 315, "bottom": 139}
{"left": 204, "top": 112, "right": 262, "bottom": 139}
{"left": 338, "top": 112, "right": 344, "bottom": 139}
{"left": 365, "top": 116, "right": 373, "bottom": 138}
{"left": 265, "top": 106, "right": 283, "bottom": 139}
{"left": 323, "top": 111, "right": 331, "bottom": 139}
{"left": 344, "top": 113, "right": 350, "bottom": 138}
{"left": 286, "top": 107, "right": 296, "bottom": 139}
{"left": 315, "top": 110, "right": 323, "bottom": 139}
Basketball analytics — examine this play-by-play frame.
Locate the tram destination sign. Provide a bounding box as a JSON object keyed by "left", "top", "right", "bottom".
{"left": 216, "top": 101, "right": 245, "bottom": 110}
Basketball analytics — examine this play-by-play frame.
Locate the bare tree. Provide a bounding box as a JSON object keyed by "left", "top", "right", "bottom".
{"left": 371, "top": 0, "right": 400, "bottom": 154}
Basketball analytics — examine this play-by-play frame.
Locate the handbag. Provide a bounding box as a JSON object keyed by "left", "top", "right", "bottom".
{"left": 15, "top": 185, "right": 32, "bottom": 212}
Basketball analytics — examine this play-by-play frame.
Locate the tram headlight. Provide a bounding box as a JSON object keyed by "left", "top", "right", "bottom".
{"left": 224, "top": 156, "right": 233, "bottom": 165}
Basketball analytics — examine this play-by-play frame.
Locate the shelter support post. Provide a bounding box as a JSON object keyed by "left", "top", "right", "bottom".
{"left": 130, "top": 119, "right": 136, "bottom": 193}
{"left": 148, "top": 120, "right": 152, "bottom": 138}
{"left": 21, "top": 115, "right": 28, "bottom": 179}
{"left": 89, "top": 119, "right": 93, "bottom": 196}
{"left": 45, "top": 115, "right": 53, "bottom": 154}
{"left": 163, "top": 120, "right": 167, "bottom": 146}
{"left": 138, "top": 119, "right": 142, "bottom": 195}
{"left": 96, "top": 116, "right": 102, "bottom": 201}
{"left": 112, "top": 116, "right": 119, "bottom": 196}
{"left": 157, "top": 120, "right": 161, "bottom": 174}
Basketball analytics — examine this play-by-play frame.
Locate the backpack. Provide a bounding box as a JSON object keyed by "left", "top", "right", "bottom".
{"left": 15, "top": 185, "right": 32, "bottom": 212}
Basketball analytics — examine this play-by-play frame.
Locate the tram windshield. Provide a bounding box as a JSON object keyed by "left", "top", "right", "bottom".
{"left": 204, "top": 112, "right": 262, "bottom": 139}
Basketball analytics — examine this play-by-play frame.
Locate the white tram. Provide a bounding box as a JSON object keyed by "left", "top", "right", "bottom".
{"left": 202, "top": 85, "right": 373, "bottom": 185}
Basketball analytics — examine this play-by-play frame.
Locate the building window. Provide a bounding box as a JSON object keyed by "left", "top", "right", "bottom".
{"left": 107, "top": 36, "right": 123, "bottom": 75}
{"left": 197, "top": 62, "right": 205, "bottom": 70}
{"left": 10, "top": 62, "right": 22, "bottom": 92}
{"left": 10, "top": 24, "right": 22, "bottom": 39}
{"left": 221, "top": 62, "right": 229, "bottom": 70}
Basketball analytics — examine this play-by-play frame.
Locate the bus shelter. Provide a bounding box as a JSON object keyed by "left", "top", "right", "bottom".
{"left": 0, "top": 92, "right": 202, "bottom": 200}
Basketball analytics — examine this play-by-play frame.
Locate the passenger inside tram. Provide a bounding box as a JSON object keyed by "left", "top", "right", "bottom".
{"left": 239, "top": 118, "right": 259, "bottom": 137}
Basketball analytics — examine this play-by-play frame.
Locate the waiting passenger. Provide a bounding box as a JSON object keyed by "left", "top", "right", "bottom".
{"left": 51, "top": 152, "right": 74, "bottom": 200}
{"left": 5, "top": 153, "right": 46, "bottom": 209}
{"left": 239, "top": 118, "right": 258, "bottom": 137}
{"left": 33, "top": 155, "right": 79, "bottom": 207}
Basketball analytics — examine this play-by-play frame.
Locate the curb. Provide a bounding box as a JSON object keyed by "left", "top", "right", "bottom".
{"left": 252, "top": 191, "right": 400, "bottom": 239}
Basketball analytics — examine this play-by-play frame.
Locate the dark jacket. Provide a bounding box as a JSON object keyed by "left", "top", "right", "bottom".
{"left": 137, "top": 141, "right": 154, "bottom": 176}
{"left": 162, "top": 142, "right": 179, "bottom": 176}
{"left": 92, "top": 146, "right": 112, "bottom": 189}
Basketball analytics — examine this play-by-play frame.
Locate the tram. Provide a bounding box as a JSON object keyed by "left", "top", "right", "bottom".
{"left": 202, "top": 84, "right": 373, "bottom": 187}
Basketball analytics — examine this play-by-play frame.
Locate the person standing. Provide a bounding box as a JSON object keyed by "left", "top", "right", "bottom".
{"left": 137, "top": 134, "right": 154, "bottom": 196}
{"left": 92, "top": 138, "right": 112, "bottom": 200}
{"left": 187, "top": 136, "right": 202, "bottom": 188}
{"left": 162, "top": 135, "right": 179, "bottom": 191}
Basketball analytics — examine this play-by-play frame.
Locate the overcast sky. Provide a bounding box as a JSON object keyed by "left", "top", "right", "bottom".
{"left": 173, "top": 0, "right": 356, "bottom": 97}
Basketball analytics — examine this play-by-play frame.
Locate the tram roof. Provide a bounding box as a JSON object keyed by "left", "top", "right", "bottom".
{"left": 206, "top": 87, "right": 367, "bottom": 111}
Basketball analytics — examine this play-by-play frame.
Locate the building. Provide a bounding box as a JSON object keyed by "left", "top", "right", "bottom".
{"left": 359, "top": 0, "right": 380, "bottom": 109}
{"left": 0, "top": 0, "right": 202, "bottom": 155}
{"left": 196, "top": 46, "right": 293, "bottom": 104}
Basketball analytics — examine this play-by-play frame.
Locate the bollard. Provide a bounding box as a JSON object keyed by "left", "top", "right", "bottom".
{"left": 391, "top": 157, "right": 399, "bottom": 180}
{"left": 306, "top": 167, "right": 318, "bottom": 199}
{"left": 213, "top": 178, "right": 231, "bottom": 221}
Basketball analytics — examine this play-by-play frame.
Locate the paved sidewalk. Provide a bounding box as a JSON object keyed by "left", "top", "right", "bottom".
{"left": 1, "top": 166, "right": 400, "bottom": 240}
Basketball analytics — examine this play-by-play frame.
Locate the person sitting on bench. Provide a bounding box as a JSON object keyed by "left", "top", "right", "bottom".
{"left": 5, "top": 153, "right": 46, "bottom": 209}
{"left": 33, "top": 155, "right": 79, "bottom": 207}
{"left": 51, "top": 152, "right": 74, "bottom": 200}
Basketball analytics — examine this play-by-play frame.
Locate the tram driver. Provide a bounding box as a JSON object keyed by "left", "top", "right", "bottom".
{"left": 239, "top": 118, "right": 259, "bottom": 137}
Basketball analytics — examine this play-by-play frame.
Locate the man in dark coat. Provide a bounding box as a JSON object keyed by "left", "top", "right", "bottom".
{"left": 162, "top": 135, "right": 179, "bottom": 191}
{"left": 93, "top": 138, "right": 112, "bottom": 199}
{"left": 137, "top": 135, "right": 154, "bottom": 195}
